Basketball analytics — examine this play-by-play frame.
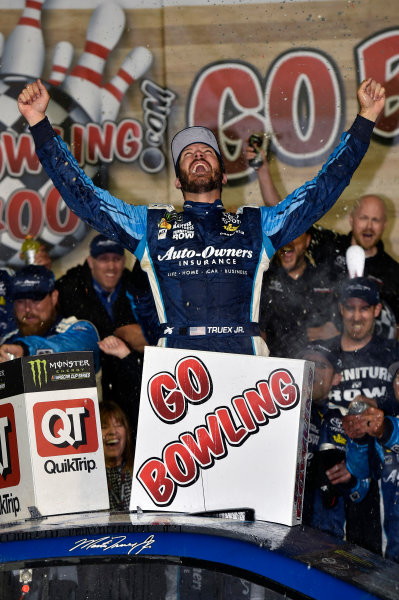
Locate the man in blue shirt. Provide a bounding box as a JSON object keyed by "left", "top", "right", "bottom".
{"left": 56, "top": 234, "right": 147, "bottom": 348}
{"left": 56, "top": 234, "right": 148, "bottom": 415}
{"left": 0, "top": 265, "right": 100, "bottom": 371}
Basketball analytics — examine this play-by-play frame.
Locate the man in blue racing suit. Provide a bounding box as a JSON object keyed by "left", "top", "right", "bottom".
{"left": 17, "top": 78, "right": 385, "bottom": 355}
{"left": 0, "top": 265, "right": 100, "bottom": 371}
{"left": 344, "top": 363, "right": 399, "bottom": 562}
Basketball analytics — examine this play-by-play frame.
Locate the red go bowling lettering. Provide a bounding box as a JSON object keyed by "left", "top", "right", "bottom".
{"left": 148, "top": 356, "right": 213, "bottom": 424}
{"left": 265, "top": 49, "right": 344, "bottom": 165}
{"left": 187, "top": 50, "right": 344, "bottom": 176}
{"left": 270, "top": 369, "right": 300, "bottom": 409}
{"left": 188, "top": 62, "right": 265, "bottom": 179}
{"left": 136, "top": 458, "right": 176, "bottom": 505}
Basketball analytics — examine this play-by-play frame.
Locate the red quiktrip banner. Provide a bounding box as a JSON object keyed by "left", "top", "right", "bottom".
{"left": 33, "top": 398, "right": 98, "bottom": 457}
{"left": 0, "top": 403, "right": 20, "bottom": 489}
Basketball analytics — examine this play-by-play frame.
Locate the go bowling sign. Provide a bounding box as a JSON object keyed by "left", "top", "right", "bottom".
{"left": 131, "top": 348, "right": 313, "bottom": 526}
{"left": 0, "top": 352, "right": 108, "bottom": 523}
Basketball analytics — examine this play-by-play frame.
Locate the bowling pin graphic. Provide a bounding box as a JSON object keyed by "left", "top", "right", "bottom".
{"left": 61, "top": 2, "right": 125, "bottom": 122}
{"left": 101, "top": 46, "right": 153, "bottom": 122}
{"left": 48, "top": 41, "right": 74, "bottom": 87}
{"left": 1, "top": 0, "right": 45, "bottom": 78}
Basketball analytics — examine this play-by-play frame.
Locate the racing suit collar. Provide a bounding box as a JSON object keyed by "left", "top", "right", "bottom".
{"left": 183, "top": 198, "right": 224, "bottom": 216}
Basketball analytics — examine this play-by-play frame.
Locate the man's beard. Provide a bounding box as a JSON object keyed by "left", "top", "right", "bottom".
{"left": 278, "top": 251, "right": 304, "bottom": 274}
{"left": 17, "top": 310, "right": 57, "bottom": 337}
{"left": 179, "top": 163, "right": 223, "bottom": 194}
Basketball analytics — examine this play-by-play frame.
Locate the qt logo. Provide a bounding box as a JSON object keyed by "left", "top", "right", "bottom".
{"left": 0, "top": 403, "right": 20, "bottom": 488}
{"left": 33, "top": 399, "right": 99, "bottom": 457}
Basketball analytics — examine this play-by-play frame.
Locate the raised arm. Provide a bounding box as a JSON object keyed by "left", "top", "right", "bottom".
{"left": 260, "top": 78, "right": 385, "bottom": 253}
{"left": 17, "top": 78, "right": 49, "bottom": 126}
{"left": 357, "top": 77, "right": 385, "bottom": 122}
{"left": 245, "top": 141, "right": 281, "bottom": 207}
{"left": 17, "top": 80, "right": 148, "bottom": 256}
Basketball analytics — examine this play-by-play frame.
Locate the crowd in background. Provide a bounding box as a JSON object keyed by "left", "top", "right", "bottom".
{"left": 248, "top": 142, "right": 399, "bottom": 562}
{"left": 1, "top": 139, "right": 399, "bottom": 563}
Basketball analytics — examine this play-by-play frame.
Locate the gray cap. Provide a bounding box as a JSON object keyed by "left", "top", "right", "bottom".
{"left": 171, "top": 126, "right": 224, "bottom": 175}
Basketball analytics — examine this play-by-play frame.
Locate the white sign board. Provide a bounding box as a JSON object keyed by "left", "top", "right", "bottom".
{"left": 0, "top": 352, "right": 109, "bottom": 523}
{"left": 131, "top": 347, "right": 313, "bottom": 526}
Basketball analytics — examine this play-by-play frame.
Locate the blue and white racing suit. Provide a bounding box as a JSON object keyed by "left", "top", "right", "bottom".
{"left": 4, "top": 316, "right": 101, "bottom": 372}
{"left": 347, "top": 417, "right": 399, "bottom": 561}
{"left": 31, "top": 115, "right": 374, "bottom": 354}
{"left": 309, "top": 405, "right": 369, "bottom": 539}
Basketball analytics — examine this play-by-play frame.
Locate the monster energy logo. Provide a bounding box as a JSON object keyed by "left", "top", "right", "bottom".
{"left": 164, "top": 210, "right": 182, "bottom": 224}
{"left": 28, "top": 359, "right": 48, "bottom": 388}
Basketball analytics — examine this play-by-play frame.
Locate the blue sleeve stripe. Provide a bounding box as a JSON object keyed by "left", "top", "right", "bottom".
{"left": 262, "top": 233, "right": 275, "bottom": 259}
{"left": 97, "top": 193, "right": 147, "bottom": 241}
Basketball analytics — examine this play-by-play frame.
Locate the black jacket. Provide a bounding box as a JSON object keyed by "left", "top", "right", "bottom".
{"left": 56, "top": 261, "right": 143, "bottom": 422}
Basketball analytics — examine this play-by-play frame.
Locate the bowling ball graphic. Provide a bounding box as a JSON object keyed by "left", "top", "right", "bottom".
{"left": 0, "top": 75, "right": 96, "bottom": 267}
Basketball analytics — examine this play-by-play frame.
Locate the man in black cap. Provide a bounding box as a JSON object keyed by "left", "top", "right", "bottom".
{"left": 308, "top": 195, "right": 399, "bottom": 339}
{"left": 0, "top": 265, "right": 100, "bottom": 370}
{"left": 17, "top": 78, "right": 385, "bottom": 355}
{"left": 323, "top": 276, "right": 399, "bottom": 553}
{"left": 329, "top": 277, "right": 399, "bottom": 414}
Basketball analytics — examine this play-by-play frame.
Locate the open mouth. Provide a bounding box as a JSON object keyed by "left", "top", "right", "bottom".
{"left": 23, "top": 314, "right": 38, "bottom": 322}
{"left": 280, "top": 246, "right": 294, "bottom": 258}
{"left": 191, "top": 161, "right": 208, "bottom": 174}
{"left": 105, "top": 437, "right": 120, "bottom": 446}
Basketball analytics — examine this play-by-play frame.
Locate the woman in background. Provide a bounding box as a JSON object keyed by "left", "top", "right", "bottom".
{"left": 100, "top": 401, "right": 134, "bottom": 512}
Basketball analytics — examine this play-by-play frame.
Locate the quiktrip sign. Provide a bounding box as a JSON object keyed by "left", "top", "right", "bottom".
{"left": 0, "top": 351, "right": 108, "bottom": 523}
{"left": 131, "top": 347, "right": 313, "bottom": 526}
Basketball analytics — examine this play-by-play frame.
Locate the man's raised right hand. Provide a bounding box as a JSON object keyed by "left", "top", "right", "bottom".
{"left": 17, "top": 78, "right": 50, "bottom": 127}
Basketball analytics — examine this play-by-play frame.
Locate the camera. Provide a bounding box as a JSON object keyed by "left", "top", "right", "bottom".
{"left": 248, "top": 133, "right": 270, "bottom": 170}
